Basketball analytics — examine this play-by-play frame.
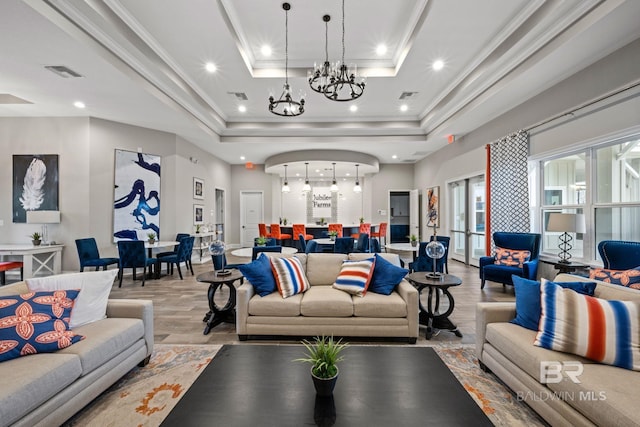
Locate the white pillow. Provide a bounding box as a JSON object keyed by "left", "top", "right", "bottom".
{"left": 26, "top": 270, "right": 118, "bottom": 328}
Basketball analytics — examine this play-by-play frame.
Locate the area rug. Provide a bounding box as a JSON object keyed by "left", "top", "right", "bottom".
{"left": 64, "top": 343, "right": 544, "bottom": 426}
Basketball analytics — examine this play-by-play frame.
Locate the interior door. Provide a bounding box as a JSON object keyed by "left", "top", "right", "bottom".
{"left": 448, "top": 175, "right": 485, "bottom": 266}
{"left": 410, "top": 189, "right": 420, "bottom": 239}
{"left": 240, "top": 191, "right": 263, "bottom": 247}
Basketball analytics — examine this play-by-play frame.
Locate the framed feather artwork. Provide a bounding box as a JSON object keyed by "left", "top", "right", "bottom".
{"left": 113, "top": 149, "right": 161, "bottom": 242}
{"left": 12, "top": 155, "right": 59, "bottom": 223}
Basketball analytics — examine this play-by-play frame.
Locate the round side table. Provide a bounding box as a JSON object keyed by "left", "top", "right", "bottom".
{"left": 406, "top": 272, "right": 463, "bottom": 340}
{"left": 197, "top": 269, "right": 244, "bottom": 335}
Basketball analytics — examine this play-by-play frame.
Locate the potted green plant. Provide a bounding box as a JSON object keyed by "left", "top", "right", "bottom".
{"left": 256, "top": 235, "right": 268, "bottom": 246}
{"left": 29, "top": 232, "right": 42, "bottom": 246}
{"left": 409, "top": 234, "right": 418, "bottom": 247}
{"left": 282, "top": 218, "right": 288, "bottom": 226}
{"left": 328, "top": 230, "right": 338, "bottom": 241}
{"left": 359, "top": 217, "right": 364, "bottom": 224}
{"left": 195, "top": 224, "right": 201, "bottom": 234}
{"left": 295, "top": 336, "right": 347, "bottom": 396}
{"left": 147, "top": 232, "right": 156, "bottom": 244}
{"left": 320, "top": 217, "right": 326, "bottom": 226}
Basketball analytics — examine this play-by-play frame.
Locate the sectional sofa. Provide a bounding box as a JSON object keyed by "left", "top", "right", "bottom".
{"left": 476, "top": 273, "right": 640, "bottom": 426}
{"left": 0, "top": 280, "right": 153, "bottom": 427}
{"left": 236, "top": 252, "right": 419, "bottom": 342}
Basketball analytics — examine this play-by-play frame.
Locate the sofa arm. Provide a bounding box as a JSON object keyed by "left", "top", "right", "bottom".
{"left": 236, "top": 283, "right": 255, "bottom": 335}
{"left": 396, "top": 280, "right": 419, "bottom": 338}
{"left": 106, "top": 299, "right": 154, "bottom": 358}
{"left": 523, "top": 259, "right": 539, "bottom": 281}
{"left": 478, "top": 256, "right": 495, "bottom": 279}
{"left": 475, "top": 302, "right": 516, "bottom": 361}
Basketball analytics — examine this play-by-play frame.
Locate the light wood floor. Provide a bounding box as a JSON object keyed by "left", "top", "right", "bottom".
{"left": 108, "top": 252, "right": 517, "bottom": 346}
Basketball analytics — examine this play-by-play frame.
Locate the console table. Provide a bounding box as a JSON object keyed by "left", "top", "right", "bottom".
{"left": 0, "top": 244, "right": 63, "bottom": 279}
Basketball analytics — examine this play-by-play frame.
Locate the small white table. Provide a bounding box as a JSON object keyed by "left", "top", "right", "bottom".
{"left": 144, "top": 241, "right": 180, "bottom": 258}
{"left": 384, "top": 243, "right": 420, "bottom": 252}
{"left": 230, "top": 247, "right": 298, "bottom": 258}
{"left": 0, "top": 244, "right": 64, "bottom": 279}
{"left": 313, "top": 238, "right": 337, "bottom": 245}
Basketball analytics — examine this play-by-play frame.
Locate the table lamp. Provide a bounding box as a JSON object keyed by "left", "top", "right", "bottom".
{"left": 209, "top": 240, "right": 231, "bottom": 276}
{"left": 26, "top": 210, "right": 60, "bottom": 245}
{"left": 547, "top": 213, "right": 585, "bottom": 264}
{"left": 425, "top": 224, "right": 445, "bottom": 279}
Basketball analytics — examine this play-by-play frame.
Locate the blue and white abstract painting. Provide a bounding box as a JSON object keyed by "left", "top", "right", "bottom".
{"left": 113, "top": 149, "right": 161, "bottom": 242}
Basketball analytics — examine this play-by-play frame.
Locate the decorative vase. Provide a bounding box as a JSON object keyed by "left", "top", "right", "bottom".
{"left": 330, "top": 235, "right": 336, "bottom": 241}
{"left": 411, "top": 240, "right": 417, "bottom": 247}
{"left": 32, "top": 239, "right": 41, "bottom": 246}
{"left": 311, "top": 368, "right": 339, "bottom": 397}
{"left": 148, "top": 239, "right": 155, "bottom": 244}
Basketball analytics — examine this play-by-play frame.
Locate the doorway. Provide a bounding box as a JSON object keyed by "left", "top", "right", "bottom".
{"left": 388, "top": 190, "right": 419, "bottom": 243}
{"left": 215, "top": 188, "right": 225, "bottom": 241}
{"left": 448, "top": 175, "right": 485, "bottom": 266}
{"left": 240, "top": 191, "right": 264, "bottom": 247}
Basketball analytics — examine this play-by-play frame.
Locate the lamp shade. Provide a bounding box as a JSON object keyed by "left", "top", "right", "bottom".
{"left": 26, "top": 210, "right": 60, "bottom": 224}
{"left": 547, "top": 213, "right": 585, "bottom": 233}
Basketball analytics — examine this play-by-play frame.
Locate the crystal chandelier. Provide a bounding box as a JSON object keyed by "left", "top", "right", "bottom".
{"left": 268, "top": 3, "right": 305, "bottom": 117}
{"left": 281, "top": 164, "right": 290, "bottom": 193}
{"left": 308, "top": 14, "right": 332, "bottom": 94}
{"left": 353, "top": 164, "right": 362, "bottom": 193}
{"left": 330, "top": 162, "right": 339, "bottom": 192}
{"left": 324, "top": 0, "right": 365, "bottom": 102}
{"left": 302, "top": 162, "right": 311, "bottom": 193}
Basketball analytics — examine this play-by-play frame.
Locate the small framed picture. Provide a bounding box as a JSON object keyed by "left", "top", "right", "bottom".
{"left": 193, "top": 204, "right": 204, "bottom": 225}
{"left": 193, "top": 177, "right": 204, "bottom": 200}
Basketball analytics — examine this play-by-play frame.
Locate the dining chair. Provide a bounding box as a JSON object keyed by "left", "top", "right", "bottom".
{"left": 355, "top": 233, "right": 370, "bottom": 252}
{"left": 117, "top": 240, "right": 158, "bottom": 287}
{"left": 327, "top": 223, "right": 343, "bottom": 237}
{"left": 270, "top": 224, "right": 292, "bottom": 245}
{"left": 157, "top": 236, "right": 195, "bottom": 280}
{"left": 75, "top": 238, "right": 120, "bottom": 272}
{"left": 371, "top": 222, "right": 388, "bottom": 248}
{"left": 298, "top": 234, "right": 307, "bottom": 252}
{"left": 252, "top": 245, "right": 282, "bottom": 260}
{"left": 351, "top": 223, "right": 371, "bottom": 239}
{"left": 258, "top": 223, "right": 272, "bottom": 238}
{"left": 370, "top": 238, "right": 381, "bottom": 253}
{"left": 306, "top": 240, "right": 318, "bottom": 253}
{"left": 155, "top": 233, "right": 190, "bottom": 259}
{"left": 333, "top": 237, "right": 354, "bottom": 254}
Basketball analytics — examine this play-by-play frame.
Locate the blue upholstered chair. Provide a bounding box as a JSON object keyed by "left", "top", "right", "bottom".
{"left": 409, "top": 239, "right": 449, "bottom": 273}
{"left": 306, "top": 240, "right": 318, "bottom": 253}
{"left": 155, "top": 233, "right": 190, "bottom": 259}
{"left": 157, "top": 236, "right": 194, "bottom": 280}
{"left": 298, "top": 234, "right": 307, "bottom": 252}
{"left": 370, "top": 238, "right": 381, "bottom": 253}
{"left": 252, "top": 245, "right": 282, "bottom": 260}
{"left": 117, "top": 240, "right": 158, "bottom": 287}
{"left": 75, "top": 238, "right": 119, "bottom": 272}
{"left": 333, "top": 237, "right": 354, "bottom": 254}
{"left": 479, "top": 232, "right": 541, "bottom": 289}
{"left": 597, "top": 240, "right": 640, "bottom": 269}
{"left": 355, "top": 233, "right": 370, "bottom": 253}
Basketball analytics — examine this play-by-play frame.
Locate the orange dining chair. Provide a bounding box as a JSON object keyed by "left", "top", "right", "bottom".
{"left": 371, "top": 222, "right": 388, "bottom": 248}
{"left": 258, "top": 223, "right": 271, "bottom": 238}
{"left": 292, "top": 224, "right": 314, "bottom": 241}
{"left": 328, "top": 223, "right": 343, "bottom": 237}
{"left": 270, "top": 224, "right": 292, "bottom": 245}
{"left": 351, "top": 223, "right": 371, "bottom": 239}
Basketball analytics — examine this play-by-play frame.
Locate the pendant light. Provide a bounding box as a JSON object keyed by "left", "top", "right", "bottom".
{"left": 330, "top": 162, "right": 339, "bottom": 193}
{"left": 281, "top": 164, "right": 290, "bottom": 193}
{"left": 302, "top": 162, "right": 311, "bottom": 193}
{"left": 308, "top": 14, "right": 332, "bottom": 94}
{"left": 353, "top": 164, "right": 362, "bottom": 193}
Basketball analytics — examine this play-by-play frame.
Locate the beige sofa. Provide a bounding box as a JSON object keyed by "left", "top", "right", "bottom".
{"left": 237, "top": 252, "right": 419, "bottom": 343}
{"left": 476, "top": 273, "right": 640, "bottom": 426}
{"left": 0, "top": 281, "right": 154, "bottom": 427}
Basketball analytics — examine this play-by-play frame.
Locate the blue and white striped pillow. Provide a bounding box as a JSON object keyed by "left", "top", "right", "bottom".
{"left": 270, "top": 256, "right": 310, "bottom": 299}
{"left": 332, "top": 258, "right": 376, "bottom": 297}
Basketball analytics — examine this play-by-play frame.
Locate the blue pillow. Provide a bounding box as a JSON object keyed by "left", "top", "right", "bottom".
{"left": 238, "top": 253, "right": 277, "bottom": 297}
{"left": 369, "top": 254, "right": 409, "bottom": 295}
{"left": 511, "top": 276, "right": 597, "bottom": 331}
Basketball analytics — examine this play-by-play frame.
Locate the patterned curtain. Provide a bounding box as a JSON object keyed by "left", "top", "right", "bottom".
{"left": 485, "top": 130, "right": 530, "bottom": 254}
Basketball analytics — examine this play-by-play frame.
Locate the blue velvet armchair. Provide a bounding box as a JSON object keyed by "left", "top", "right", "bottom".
{"left": 479, "top": 232, "right": 541, "bottom": 289}
{"left": 598, "top": 240, "right": 640, "bottom": 269}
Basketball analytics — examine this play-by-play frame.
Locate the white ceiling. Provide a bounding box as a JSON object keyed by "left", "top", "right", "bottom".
{"left": 2, "top": 0, "right": 640, "bottom": 177}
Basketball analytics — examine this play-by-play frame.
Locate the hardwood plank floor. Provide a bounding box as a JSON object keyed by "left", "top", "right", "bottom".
{"left": 108, "top": 252, "right": 516, "bottom": 346}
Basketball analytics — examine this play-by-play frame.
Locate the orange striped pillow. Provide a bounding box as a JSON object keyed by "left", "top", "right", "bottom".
{"left": 332, "top": 258, "right": 376, "bottom": 297}
{"left": 270, "top": 257, "right": 310, "bottom": 299}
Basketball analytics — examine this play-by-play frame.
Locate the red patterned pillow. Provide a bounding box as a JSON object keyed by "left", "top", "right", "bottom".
{"left": 0, "top": 290, "right": 84, "bottom": 362}
{"left": 494, "top": 247, "right": 531, "bottom": 268}
{"left": 590, "top": 267, "right": 640, "bottom": 288}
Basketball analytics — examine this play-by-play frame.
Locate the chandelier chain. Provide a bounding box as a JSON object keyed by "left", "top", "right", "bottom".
{"left": 341, "top": 0, "right": 345, "bottom": 64}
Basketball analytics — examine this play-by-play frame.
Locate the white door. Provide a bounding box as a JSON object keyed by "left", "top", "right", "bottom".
{"left": 410, "top": 189, "right": 420, "bottom": 239}
{"left": 448, "top": 174, "right": 485, "bottom": 267}
{"left": 240, "top": 191, "right": 263, "bottom": 247}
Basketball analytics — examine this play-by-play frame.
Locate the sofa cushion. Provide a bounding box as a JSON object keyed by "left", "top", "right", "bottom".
{"left": 511, "top": 276, "right": 596, "bottom": 331}
{"left": 0, "top": 290, "right": 84, "bottom": 362}
{"left": 57, "top": 317, "right": 144, "bottom": 375}
{"left": 271, "top": 256, "right": 310, "bottom": 298}
{"left": 300, "top": 286, "right": 354, "bottom": 317}
{"left": 26, "top": 270, "right": 118, "bottom": 328}
{"left": 348, "top": 252, "right": 401, "bottom": 266}
{"left": 494, "top": 246, "right": 530, "bottom": 268}
{"left": 249, "top": 292, "right": 303, "bottom": 317}
{"left": 535, "top": 281, "right": 640, "bottom": 370}
{"left": 306, "top": 253, "right": 348, "bottom": 285}
{"left": 368, "top": 254, "right": 409, "bottom": 295}
{"left": 353, "top": 291, "right": 408, "bottom": 317}
{"left": 482, "top": 264, "right": 523, "bottom": 283}
{"left": 332, "top": 258, "right": 375, "bottom": 297}
{"left": 238, "top": 253, "right": 277, "bottom": 297}
{"left": 0, "top": 353, "right": 82, "bottom": 426}
{"left": 589, "top": 266, "right": 640, "bottom": 288}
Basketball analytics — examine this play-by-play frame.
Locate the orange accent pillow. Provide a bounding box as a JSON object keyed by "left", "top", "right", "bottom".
{"left": 494, "top": 247, "right": 531, "bottom": 268}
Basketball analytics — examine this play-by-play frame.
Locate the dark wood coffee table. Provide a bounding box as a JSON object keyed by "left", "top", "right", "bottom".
{"left": 161, "top": 345, "right": 492, "bottom": 426}
{"left": 407, "top": 272, "right": 463, "bottom": 339}
{"left": 196, "top": 269, "right": 243, "bottom": 335}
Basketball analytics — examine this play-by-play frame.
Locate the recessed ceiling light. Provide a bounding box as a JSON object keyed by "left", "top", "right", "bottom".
{"left": 315, "top": 169, "right": 320, "bottom": 173}
{"left": 261, "top": 45, "right": 272, "bottom": 56}
{"left": 240, "top": 156, "right": 245, "bottom": 160}
{"left": 346, "top": 173, "right": 350, "bottom": 176}
{"left": 73, "top": 101, "right": 85, "bottom": 109}
{"left": 205, "top": 62, "right": 217, "bottom": 73}
{"left": 238, "top": 105, "right": 247, "bottom": 113}
{"left": 432, "top": 59, "right": 444, "bottom": 71}
{"left": 400, "top": 104, "right": 408, "bottom": 112}
{"left": 350, "top": 105, "right": 358, "bottom": 112}
{"left": 392, "top": 154, "right": 398, "bottom": 159}
{"left": 376, "top": 44, "right": 387, "bottom": 56}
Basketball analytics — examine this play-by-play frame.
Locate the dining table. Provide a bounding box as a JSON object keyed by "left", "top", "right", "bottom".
{"left": 144, "top": 240, "right": 179, "bottom": 278}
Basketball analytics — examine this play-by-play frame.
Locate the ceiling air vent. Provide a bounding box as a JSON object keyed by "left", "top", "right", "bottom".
{"left": 45, "top": 65, "right": 83, "bottom": 78}
{"left": 399, "top": 91, "right": 418, "bottom": 100}
{"left": 227, "top": 92, "right": 248, "bottom": 101}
